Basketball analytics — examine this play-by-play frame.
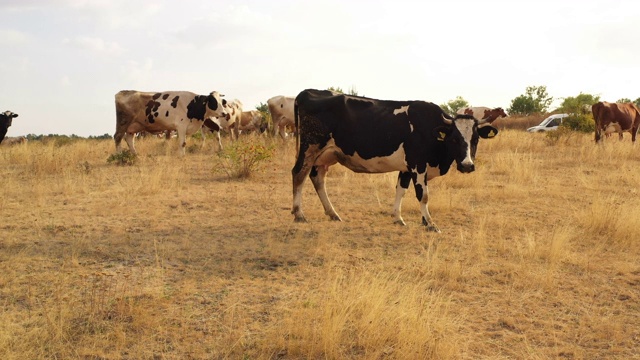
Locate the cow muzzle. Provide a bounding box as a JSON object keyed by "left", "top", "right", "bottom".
{"left": 457, "top": 162, "right": 475, "bottom": 173}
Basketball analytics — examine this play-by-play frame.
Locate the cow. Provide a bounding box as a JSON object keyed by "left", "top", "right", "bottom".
{"left": 212, "top": 98, "right": 242, "bottom": 140}
{"left": 457, "top": 107, "right": 507, "bottom": 123}
{"left": 200, "top": 98, "right": 245, "bottom": 151}
{"left": 231, "top": 110, "right": 265, "bottom": 134}
{"left": 0, "top": 110, "right": 19, "bottom": 144}
{"left": 292, "top": 89, "right": 499, "bottom": 232}
{"left": 114, "top": 90, "right": 227, "bottom": 155}
{"left": 0, "top": 136, "right": 27, "bottom": 146}
{"left": 267, "top": 95, "right": 295, "bottom": 139}
{"left": 592, "top": 101, "right": 640, "bottom": 142}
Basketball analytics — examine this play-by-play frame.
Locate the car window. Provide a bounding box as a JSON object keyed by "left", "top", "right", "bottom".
{"left": 547, "top": 118, "right": 560, "bottom": 127}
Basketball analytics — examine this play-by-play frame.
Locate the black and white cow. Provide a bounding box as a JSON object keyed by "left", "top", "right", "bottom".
{"left": 0, "top": 110, "right": 19, "bottom": 144}
{"left": 114, "top": 90, "right": 227, "bottom": 155}
{"left": 291, "top": 89, "right": 498, "bottom": 232}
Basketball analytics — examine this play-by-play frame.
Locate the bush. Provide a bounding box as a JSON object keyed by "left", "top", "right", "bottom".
{"left": 561, "top": 114, "right": 595, "bottom": 133}
{"left": 107, "top": 150, "right": 138, "bottom": 166}
{"left": 544, "top": 126, "right": 576, "bottom": 146}
{"left": 213, "top": 141, "right": 275, "bottom": 179}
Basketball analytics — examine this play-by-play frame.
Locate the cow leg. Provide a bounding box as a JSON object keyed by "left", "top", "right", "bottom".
{"left": 124, "top": 132, "right": 137, "bottom": 155}
{"left": 292, "top": 163, "right": 313, "bottom": 222}
{"left": 232, "top": 124, "right": 240, "bottom": 141}
{"left": 414, "top": 172, "right": 440, "bottom": 233}
{"left": 114, "top": 132, "right": 124, "bottom": 152}
{"left": 309, "top": 165, "right": 342, "bottom": 221}
{"left": 392, "top": 172, "right": 413, "bottom": 225}
{"left": 278, "top": 125, "right": 287, "bottom": 140}
{"left": 177, "top": 129, "right": 187, "bottom": 155}
{"left": 215, "top": 131, "right": 223, "bottom": 151}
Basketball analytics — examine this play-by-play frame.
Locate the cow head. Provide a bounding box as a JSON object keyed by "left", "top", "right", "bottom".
{"left": 206, "top": 91, "right": 228, "bottom": 119}
{"left": 0, "top": 110, "right": 18, "bottom": 128}
{"left": 0, "top": 111, "right": 19, "bottom": 143}
{"left": 436, "top": 114, "right": 498, "bottom": 173}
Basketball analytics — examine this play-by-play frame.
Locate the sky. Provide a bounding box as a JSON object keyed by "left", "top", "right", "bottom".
{"left": 1, "top": 0, "right": 639, "bottom": 137}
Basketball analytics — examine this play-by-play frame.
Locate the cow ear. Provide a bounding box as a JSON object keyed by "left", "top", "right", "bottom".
{"left": 433, "top": 126, "right": 451, "bottom": 142}
{"left": 478, "top": 125, "right": 498, "bottom": 139}
{"left": 12, "top": 113, "right": 18, "bottom": 118}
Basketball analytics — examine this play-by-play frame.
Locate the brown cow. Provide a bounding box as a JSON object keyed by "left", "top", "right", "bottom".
{"left": 592, "top": 102, "right": 640, "bottom": 142}
{"left": 458, "top": 107, "right": 507, "bottom": 123}
{"left": 231, "top": 110, "right": 265, "bottom": 134}
{"left": 0, "top": 136, "right": 27, "bottom": 146}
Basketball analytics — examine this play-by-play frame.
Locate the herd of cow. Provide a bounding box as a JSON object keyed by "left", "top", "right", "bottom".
{"left": 2, "top": 91, "right": 639, "bottom": 231}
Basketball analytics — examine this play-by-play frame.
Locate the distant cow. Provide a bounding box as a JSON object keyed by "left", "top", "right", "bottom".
{"left": 213, "top": 98, "right": 242, "bottom": 140}
{"left": 0, "top": 110, "right": 19, "bottom": 144}
{"left": 457, "top": 107, "right": 507, "bottom": 123}
{"left": 267, "top": 95, "right": 295, "bottom": 138}
{"left": 0, "top": 136, "right": 27, "bottom": 146}
{"left": 592, "top": 101, "right": 640, "bottom": 142}
{"left": 114, "top": 90, "right": 227, "bottom": 155}
{"left": 232, "top": 110, "right": 265, "bottom": 134}
{"left": 292, "top": 89, "right": 498, "bottom": 232}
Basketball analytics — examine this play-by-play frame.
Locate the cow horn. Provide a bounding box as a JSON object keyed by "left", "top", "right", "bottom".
{"left": 441, "top": 114, "right": 453, "bottom": 125}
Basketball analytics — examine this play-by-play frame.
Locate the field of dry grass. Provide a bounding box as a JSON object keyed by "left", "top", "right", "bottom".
{"left": 1, "top": 124, "right": 639, "bottom": 359}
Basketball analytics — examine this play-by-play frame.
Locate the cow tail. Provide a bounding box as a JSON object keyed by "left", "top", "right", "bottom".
{"left": 294, "top": 99, "right": 300, "bottom": 158}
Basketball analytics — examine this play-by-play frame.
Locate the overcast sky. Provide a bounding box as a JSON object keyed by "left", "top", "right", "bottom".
{"left": 1, "top": 0, "right": 638, "bottom": 137}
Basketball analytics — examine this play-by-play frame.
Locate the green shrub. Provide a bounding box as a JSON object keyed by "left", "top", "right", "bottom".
{"left": 213, "top": 141, "right": 275, "bottom": 179}
{"left": 561, "top": 114, "right": 595, "bottom": 133}
{"left": 107, "top": 150, "right": 138, "bottom": 166}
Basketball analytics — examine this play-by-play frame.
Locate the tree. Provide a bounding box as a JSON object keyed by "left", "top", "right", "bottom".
{"left": 617, "top": 98, "right": 631, "bottom": 103}
{"left": 440, "top": 96, "right": 469, "bottom": 114}
{"left": 634, "top": 98, "right": 640, "bottom": 107}
{"left": 255, "top": 102, "right": 271, "bottom": 130}
{"left": 560, "top": 92, "right": 600, "bottom": 114}
{"left": 507, "top": 85, "right": 553, "bottom": 116}
{"left": 327, "top": 86, "right": 360, "bottom": 96}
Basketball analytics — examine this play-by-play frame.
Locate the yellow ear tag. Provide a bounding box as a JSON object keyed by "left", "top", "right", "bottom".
{"left": 438, "top": 132, "right": 446, "bottom": 141}
{"left": 488, "top": 130, "right": 496, "bottom": 137}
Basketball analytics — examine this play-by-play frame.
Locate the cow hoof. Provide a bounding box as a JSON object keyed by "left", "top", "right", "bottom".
{"left": 329, "top": 215, "right": 343, "bottom": 221}
{"left": 425, "top": 226, "right": 442, "bottom": 233}
{"left": 393, "top": 219, "right": 407, "bottom": 226}
{"left": 294, "top": 216, "right": 308, "bottom": 223}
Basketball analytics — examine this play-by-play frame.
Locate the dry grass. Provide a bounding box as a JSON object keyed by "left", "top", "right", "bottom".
{"left": 1, "top": 130, "right": 639, "bottom": 359}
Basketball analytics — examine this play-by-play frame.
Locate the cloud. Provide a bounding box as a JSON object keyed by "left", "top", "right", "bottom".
{"left": 60, "top": 75, "right": 71, "bottom": 87}
{"left": 120, "top": 58, "right": 154, "bottom": 88}
{"left": 62, "top": 36, "right": 125, "bottom": 56}
{"left": 0, "top": 29, "right": 31, "bottom": 45}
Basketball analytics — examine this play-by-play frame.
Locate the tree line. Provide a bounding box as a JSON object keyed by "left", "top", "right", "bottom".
{"left": 440, "top": 85, "right": 640, "bottom": 116}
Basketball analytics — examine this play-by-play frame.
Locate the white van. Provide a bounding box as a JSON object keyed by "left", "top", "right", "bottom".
{"left": 526, "top": 114, "right": 569, "bottom": 133}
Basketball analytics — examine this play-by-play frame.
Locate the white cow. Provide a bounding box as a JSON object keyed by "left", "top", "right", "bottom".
{"left": 114, "top": 90, "right": 227, "bottom": 155}
{"left": 267, "top": 95, "right": 295, "bottom": 138}
{"left": 206, "top": 99, "right": 242, "bottom": 139}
